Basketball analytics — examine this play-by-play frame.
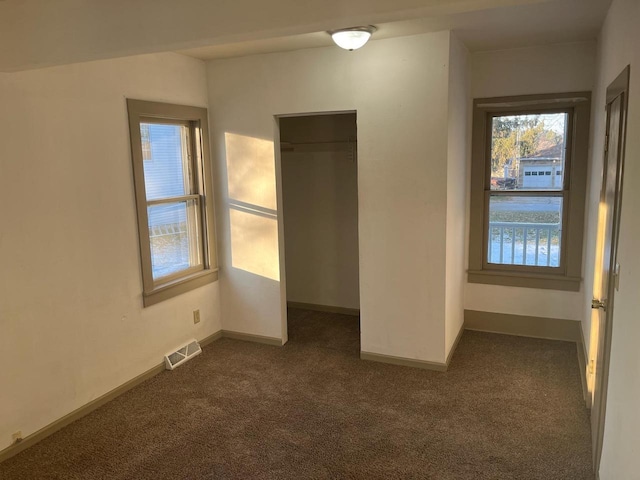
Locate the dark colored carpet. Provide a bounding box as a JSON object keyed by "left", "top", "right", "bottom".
{"left": 1, "top": 308, "right": 593, "bottom": 479}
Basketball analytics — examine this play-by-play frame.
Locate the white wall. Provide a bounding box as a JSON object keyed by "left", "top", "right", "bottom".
{"left": 465, "top": 41, "right": 597, "bottom": 321}
{"left": 470, "top": 42, "right": 597, "bottom": 99}
{"left": 590, "top": 0, "right": 640, "bottom": 478}
{"left": 0, "top": 53, "right": 221, "bottom": 452}
{"left": 207, "top": 32, "right": 454, "bottom": 363}
{"left": 445, "top": 33, "right": 470, "bottom": 357}
{"left": 281, "top": 115, "right": 360, "bottom": 310}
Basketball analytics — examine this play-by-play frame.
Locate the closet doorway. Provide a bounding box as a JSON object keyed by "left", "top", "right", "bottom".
{"left": 277, "top": 112, "right": 360, "bottom": 349}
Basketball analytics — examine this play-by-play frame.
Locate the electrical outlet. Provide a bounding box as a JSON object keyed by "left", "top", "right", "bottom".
{"left": 589, "top": 359, "right": 595, "bottom": 375}
{"left": 193, "top": 309, "right": 200, "bottom": 324}
{"left": 12, "top": 431, "right": 22, "bottom": 444}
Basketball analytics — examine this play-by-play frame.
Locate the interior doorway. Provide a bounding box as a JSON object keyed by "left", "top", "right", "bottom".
{"left": 590, "top": 65, "right": 630, "bottom": 472}
{"left": 276, "top": 112, "right": 360, "bottom": 347}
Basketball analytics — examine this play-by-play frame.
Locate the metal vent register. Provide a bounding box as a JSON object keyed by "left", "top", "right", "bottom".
{"left": 164, "top": 339, "right": 202, "bottom": 370}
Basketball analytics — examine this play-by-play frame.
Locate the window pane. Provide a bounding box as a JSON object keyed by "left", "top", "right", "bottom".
{"left": 142, "top": 123, "right": 190, "bottom": 200}
{"left": 490, "top": 113, "right": 568, "bottom": 191}
{"left": 488, "top": 196, "right": 562, "bottom": 267}
{"left": 148, "top": 200, "right": 202, "bottom": 280}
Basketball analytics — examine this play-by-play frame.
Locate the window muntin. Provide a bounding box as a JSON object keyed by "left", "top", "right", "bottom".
{"left": 127, "top": 100, "right": 217, "bottom": 306}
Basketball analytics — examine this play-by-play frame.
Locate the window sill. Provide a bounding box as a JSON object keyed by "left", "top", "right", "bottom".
{"left": 467, "top": 269, "right": 581, "bottom": 292}
{"left": 143, "top": 268, "right": 219, "bottom": 307}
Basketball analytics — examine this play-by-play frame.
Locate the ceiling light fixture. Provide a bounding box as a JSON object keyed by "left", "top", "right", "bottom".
{"left": 329, "top": 26, "right": 377, "bottom": 51}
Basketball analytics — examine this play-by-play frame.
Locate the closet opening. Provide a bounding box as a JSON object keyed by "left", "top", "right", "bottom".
{"left": 277, "top": 112, "right": 360, "bottom": 353}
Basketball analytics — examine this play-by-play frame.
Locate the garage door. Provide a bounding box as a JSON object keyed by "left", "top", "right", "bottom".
{"left": 523, "top": 167, "right": 553, "bottom": 188}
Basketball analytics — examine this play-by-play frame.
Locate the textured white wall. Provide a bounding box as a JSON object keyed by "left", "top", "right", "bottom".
{"left": 282, "top": 148, "right": 360, "bottom": 310}
{"left": 280, "top": 114, "right": 360, "bottom": 310}
{"left": 445, "top": 33, "right": 470, "bottom": 357}
{"left": 470, "top": 42, "right": 597, "bottom": 99}
{"left": 207, "top": 32, "right": 452, "bottom": 363}
{"left": 465, "top": 41, "right": 597, "bottom": 322}
{"left": 591, "top": 1, "right": 640, "bottom": 478}
{"left": 0, "top": 53, "right": 221, "bottom": 452}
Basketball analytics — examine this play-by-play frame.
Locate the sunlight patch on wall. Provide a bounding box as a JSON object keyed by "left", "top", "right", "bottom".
{"left": 588, "top": 308, "right": 600, "bottom": 397}
{"left": 225, "top": 132, "right": 277, "bottom": 210}
{"left": 587, "top": 200, "right": 609, "bottom": 397}
{"left": 229, "top": 206, "right": 279, "bottom": 281}
{"left": 225, "top": 132, "right": 280, "bottom": 281}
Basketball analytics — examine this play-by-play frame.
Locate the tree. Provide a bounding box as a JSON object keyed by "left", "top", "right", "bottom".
{"left": 490, "top": 115, "right": 561, "bottom": 178}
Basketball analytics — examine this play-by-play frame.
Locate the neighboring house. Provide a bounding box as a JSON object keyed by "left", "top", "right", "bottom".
{"left": 520, "top": 159, "right": 563, "bottom": 188}
{"left": 517, "top": 143, "right": 565, "bottom": 189}
{"left": 493, "top": 143, "right": 564, "bottom": 190}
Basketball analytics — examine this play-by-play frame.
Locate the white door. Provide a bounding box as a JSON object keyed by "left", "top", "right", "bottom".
{"left": 591, "top": 66, "right": 629, "bottom": 473}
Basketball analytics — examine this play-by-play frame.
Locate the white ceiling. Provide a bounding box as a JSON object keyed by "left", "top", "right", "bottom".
{"left": 0, "top": 0, "right": 609, "bottom": 71}
{"left": 178, "top": 0, "right": 610, "bottom": 61}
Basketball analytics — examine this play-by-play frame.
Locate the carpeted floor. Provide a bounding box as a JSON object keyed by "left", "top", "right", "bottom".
{"left": 0, "top": 308, "right": 593, "bottom": 479}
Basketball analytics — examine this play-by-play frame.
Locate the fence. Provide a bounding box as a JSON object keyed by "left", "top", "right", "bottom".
{"left": 488, "top": 222, "right": 561, "bottom": 267}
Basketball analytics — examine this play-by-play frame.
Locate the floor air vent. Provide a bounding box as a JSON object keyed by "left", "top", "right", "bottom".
{"left": 164, "top": 339, "right": 202, "bottom": 370}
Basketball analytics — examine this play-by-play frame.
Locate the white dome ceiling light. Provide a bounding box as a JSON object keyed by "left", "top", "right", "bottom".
{"left": 329, "top": 26, "right": 377, "bottom": 51}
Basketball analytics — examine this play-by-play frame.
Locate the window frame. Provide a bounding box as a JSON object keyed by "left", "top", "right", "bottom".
{"left": 468, "top": 92, "right": 591, "bottom": 292}
{"left": 482, "top": 107, "right": 573, "bottom": 276}
{"left": 127, "top": 99, "right": 218, "bottom": 307}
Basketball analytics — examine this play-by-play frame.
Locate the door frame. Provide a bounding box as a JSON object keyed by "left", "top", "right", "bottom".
{"left": 592, "top": 65, "right": 630, "bottom": 473}
{"left": 273, "top": 110, "right": 360, "bottom": 344}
